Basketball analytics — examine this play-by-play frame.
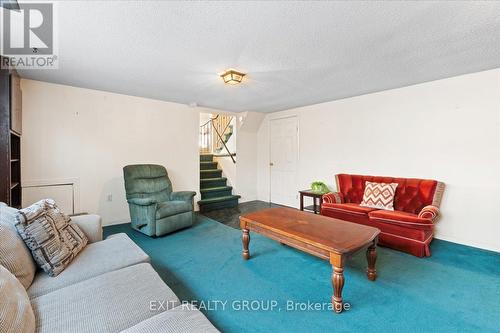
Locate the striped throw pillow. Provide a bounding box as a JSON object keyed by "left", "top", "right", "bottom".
{"left": 360, "top": 181, "right": 398, "bottom": 211}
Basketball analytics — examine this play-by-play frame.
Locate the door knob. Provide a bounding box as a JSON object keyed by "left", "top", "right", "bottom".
{"left": 270, "top": 162, "right": 274, "bottom": 166}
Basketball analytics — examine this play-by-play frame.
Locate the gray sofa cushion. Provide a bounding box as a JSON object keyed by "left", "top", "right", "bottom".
{"left": 121, "top": 304, "right": 220, "bottom": 333}
{"left": 31, "top": 263, "right": 180, "bottom": 333}
{"left": 0, "top": 220, "right": 37, "bottom": 289}
{"left": 28, "top": 233, "right": 149, "bottom": 299}
{"left": 0, "top": 265, "right": 35, "bottom": 333}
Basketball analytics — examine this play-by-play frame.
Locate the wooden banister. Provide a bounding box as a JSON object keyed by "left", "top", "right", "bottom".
{"left": 199, "top": 114, "right": 235, "bottom": 163}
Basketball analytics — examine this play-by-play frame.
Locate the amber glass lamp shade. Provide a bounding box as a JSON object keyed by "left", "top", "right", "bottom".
{"left": 220, "top": 69, "right": 245, "bottom": 84}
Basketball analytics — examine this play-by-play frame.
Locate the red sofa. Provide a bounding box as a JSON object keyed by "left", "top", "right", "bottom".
{"left": 321, "top": 174, "right": 445, "bottom": 257}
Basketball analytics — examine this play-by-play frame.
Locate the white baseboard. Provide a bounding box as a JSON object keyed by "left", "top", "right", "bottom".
{"left": 434, "top": 234, "right": 499, "bottom": 253}
{"left": 101, "top": 219, "right": 130, "bottom": 227}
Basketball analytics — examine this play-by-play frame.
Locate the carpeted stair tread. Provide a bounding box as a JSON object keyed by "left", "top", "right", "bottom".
{"left": 200, "top": 161, "right": 218, "bottom": 170}
{"left": 200, "top": 177, "right": 227, "bottom": 182}
{"left": 200, "top": 177, "right": 227, "bottom": 189}
{"left": 201, "top": 186, "right": 233, "bottom": 193}
{"left": 200, "top": 154, "right": 214, "bottom": 162}
{"left": 198, "top": 195, "right": 241, "bottom": 205}
{"left": 200, "top": 169, "right": 223, "bottom": 179}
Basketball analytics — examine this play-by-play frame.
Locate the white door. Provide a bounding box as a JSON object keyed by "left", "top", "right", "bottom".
{"left": 270, "top": 116, "right": 298, "bottom": 207}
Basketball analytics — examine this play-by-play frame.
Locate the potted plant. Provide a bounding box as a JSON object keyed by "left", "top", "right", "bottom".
{"left": 310, "top": 181, "right": 329, "bottom": 194}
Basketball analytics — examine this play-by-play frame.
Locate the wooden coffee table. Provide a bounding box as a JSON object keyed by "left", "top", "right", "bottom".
{"left": 239, "top": 207, "right": 380, "bottom": 313}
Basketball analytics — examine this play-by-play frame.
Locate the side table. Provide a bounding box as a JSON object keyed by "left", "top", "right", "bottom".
{"left": 299, "top": 189, "right": 326, "bottom": 214}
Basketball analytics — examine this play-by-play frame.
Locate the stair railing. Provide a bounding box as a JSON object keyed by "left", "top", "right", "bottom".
{"left": 213, "top": 115, "right": 230, "bottom": 152}
{"left": 199, "top": 117, "right": 213, "bottom": 154}
{"left": 199, "top": 114, "right": 236, "bottom": 163}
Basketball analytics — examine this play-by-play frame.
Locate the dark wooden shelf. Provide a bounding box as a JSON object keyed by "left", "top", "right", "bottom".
{"left": 10, "top": 129, "right": 20, "bottom": 137}
{"left": 304, "top": 205, "right": 320, "bottom": 212}
{"left": 1, "top": 66, "right": 22, "bottom": 207}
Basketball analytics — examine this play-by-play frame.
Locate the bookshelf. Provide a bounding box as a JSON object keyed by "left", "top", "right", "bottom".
{"left": 0, "top": 57, "right": 22, "bottom": 208}
{"left": 10, "top": 131, "right": 21, "bottom": 208}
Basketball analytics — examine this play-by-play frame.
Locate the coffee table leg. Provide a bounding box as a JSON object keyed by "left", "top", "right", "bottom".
{"left": 366, "top": 240, "right": 377, "bottom": 281}
{"left": 242, "top": 228, "right": 250, "bottom": 260}
{"left": 330, "top": 254, "right": 345, "bottom": 313}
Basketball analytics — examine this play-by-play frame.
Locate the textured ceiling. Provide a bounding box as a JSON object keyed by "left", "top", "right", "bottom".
{"left": 15, "top": 1, "right": 500, "bottom": 113}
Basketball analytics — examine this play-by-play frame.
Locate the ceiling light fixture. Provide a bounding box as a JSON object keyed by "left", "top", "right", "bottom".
{"left": 220, "top": 69, "right": 245, "bottom": 85}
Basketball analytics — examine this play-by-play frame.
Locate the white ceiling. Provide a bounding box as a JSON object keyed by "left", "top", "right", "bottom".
{"left": 16, "top": 1, "right": 500, "bottom": 113}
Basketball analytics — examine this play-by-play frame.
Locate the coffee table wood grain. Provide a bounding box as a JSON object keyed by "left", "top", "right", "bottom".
{"left": 239, "top": 207, "right": 380, "bottom": 313}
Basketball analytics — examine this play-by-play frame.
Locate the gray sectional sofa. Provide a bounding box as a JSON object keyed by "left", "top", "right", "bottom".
{"left": 1, "top": 210, "right": 219, "bottom": 333}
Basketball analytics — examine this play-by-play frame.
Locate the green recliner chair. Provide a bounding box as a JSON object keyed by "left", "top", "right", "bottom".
{"left": 123, "top": 164, "right": 196, "bottom": 237}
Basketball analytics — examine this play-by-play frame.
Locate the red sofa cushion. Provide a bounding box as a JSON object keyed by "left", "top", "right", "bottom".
{"left": 368, "top": 210, "right": 434, "bottom": 231}
{"left": 336, "top": 174, "right": 443, "bottom": 214}
{"left": 322, "top": 203, "right": 377, "bottom": 216}
{"left": 371, "top": 220, "right": 432, "bottom": 242}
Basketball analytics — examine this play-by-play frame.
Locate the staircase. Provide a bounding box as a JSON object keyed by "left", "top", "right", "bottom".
{"left": 198, "top": 154, "right": 240, "bottom": 212}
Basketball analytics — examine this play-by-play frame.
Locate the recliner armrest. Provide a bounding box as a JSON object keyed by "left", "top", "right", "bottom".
{"left": 322, "top": 192, "right": 343, "bottom": 204}
{"left": 127, "top": 197, "right": 157, "bottom": 206}
{"left": 170, "top": 191, "right": 196, "bottom": 202}
{"left": 418, "top": 205, "right": 440, "bottom": 221}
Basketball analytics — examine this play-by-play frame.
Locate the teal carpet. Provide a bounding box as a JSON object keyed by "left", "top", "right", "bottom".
{"left": 104, "top": 215, "right": 500, "bottom": 333}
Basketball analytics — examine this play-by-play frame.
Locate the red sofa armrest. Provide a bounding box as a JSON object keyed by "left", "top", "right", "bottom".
{"left": 322, "top": 192, "right": 343, "bottom": 204}
{"left": 418, "top": 205, "right": 440, "bottom": 221}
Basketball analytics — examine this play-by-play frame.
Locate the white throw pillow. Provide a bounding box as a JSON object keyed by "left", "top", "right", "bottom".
{"left": 0, "top": 203, "right": 36, "bottom": 289}
{"left": 360, "top": 181, "right": 398, "bottom": 211}
{"left": 0, "top": 265, "right": 36, "bottom": 333}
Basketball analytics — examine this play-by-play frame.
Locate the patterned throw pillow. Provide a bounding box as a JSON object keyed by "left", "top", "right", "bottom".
{"left": 15, "top": 199, "right": 88, "bottom": 277}
{"left": 360, "top": 181, "right": 398, "bottom": 211}
{"left": 0, "top": 265, "right": 35, "bottom": 333}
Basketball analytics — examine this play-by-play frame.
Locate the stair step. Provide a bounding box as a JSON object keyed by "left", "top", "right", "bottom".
{"left": 198, "top": 195, "right": 241, "bottom": 212}
{"left": 200, "top": 154, "right": 214, "bottom": 162}
{"left": 200, "top": 186, "right": 233, "bottom": 193}
{"left": 200, "top": 161, "right": 218, "bottom": 170}
{"left": 198, "top": 195, "right": 241, "bottom": 204}
{"left": 200, "top": 169, "right": 222, "bottom": 179}
{"left": 200, "top": 186, "right": 233, "bottom": 199}
{"left": 200, "top": 177, "right": 227, "bottom": 188}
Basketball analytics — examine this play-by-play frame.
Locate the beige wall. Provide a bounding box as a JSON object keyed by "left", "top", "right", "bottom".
{"left": 20, "top": 68, "right": 500, "bottom": 251}
{"left": 236, "top": 112, "right": 265, "bottom": 202}
{"left": 257, "top": 69, "right": 500, "bottom": 252}
{"left": 21, "top": 79, "right": 220, "bottom": 225}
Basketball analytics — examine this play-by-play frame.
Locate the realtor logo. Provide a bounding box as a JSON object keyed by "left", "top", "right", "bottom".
{"left": 1, "top": 1, "right": 58, "bottom": 69}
